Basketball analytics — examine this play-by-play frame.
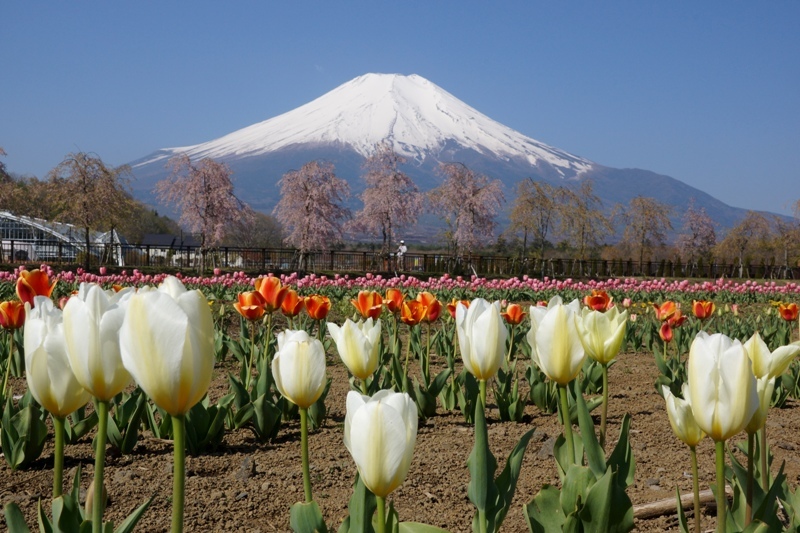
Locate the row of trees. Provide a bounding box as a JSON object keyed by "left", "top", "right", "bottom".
{"left": 2, "top": 145, "right": 799, "bottom": 273}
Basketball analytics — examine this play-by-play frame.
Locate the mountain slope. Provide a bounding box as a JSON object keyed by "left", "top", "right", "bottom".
{"left": 130, "top": 73, "right": 758, "bottom": 236}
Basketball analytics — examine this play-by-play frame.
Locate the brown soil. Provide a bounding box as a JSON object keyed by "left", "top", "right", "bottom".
{"left": 3, "top": 350, "right": 800, "bottom": 533}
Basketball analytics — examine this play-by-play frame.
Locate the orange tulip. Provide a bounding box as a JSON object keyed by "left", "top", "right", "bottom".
{"left": 0, "top": 301, "right": 25, "bottom": 330}
{"left": 668, "top": 309, "right": 688, "bottom": 328}
{"left": 659, "top": 322, "right": 674, "bottom": 343}
{"left": 416, "top": 291, "right": 442, "bottom": 322}
{"left": 653, "top": 301, "right": 678, "bottom": 321}
{"left": 385, "top": 289, "right": 405, "bottom": 315}
{"left": 16, "top": 269, "right": 57, "bottom": 307}
{"left": 400, "top": 300, "right": 427, "bottom": 326}
{"left": 254, "top": 276, "right": 288, "bottom": 313}
{"left": 779, "top": 303, "right": 799, "bottom": 322}
{"left": 501, "top": 303, "right": 526, "bottom": 325}
{"left": 234, "top": 291, "right": 267, "bottom": 321}
{"left": 281, "top": 289, "right": 305, "bottom": 318}
{"left": 446, "top": 299, "right": 469, "bottom": 319}
{"left": 351, "top": 291, "right": 383, "bottom": 320}
{"left": 692, "top": 300, "right": 716, "bottom": 320}
{"left": 304, "top": 295, "right": 331, "bottom": 320}
{"left": 584, "top": 290, "right": 613, "bottom": 311}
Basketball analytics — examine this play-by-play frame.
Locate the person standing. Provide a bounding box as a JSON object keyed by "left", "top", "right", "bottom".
{"left": 396, "top": 240, "right": 408, "bottom": 270}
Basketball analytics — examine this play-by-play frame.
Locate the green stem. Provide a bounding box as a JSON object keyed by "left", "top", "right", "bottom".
{"left": 760, "top": 425, "right": 768, "bottom": 490}
{"left": 690, "top": 446, "right": 701, "bottom": 533}
{"left": 2, "top": 333, "right": 13, "bottom": 401}
{"left": 558, "top": 384, "right": 575, "bottom": 465}
{"left": 92, "top": 400, "right": 109, "bottom": 533}
{"left": 745, "top": 432, "right": 754, "bottom": 526}
{"left": 171, "top": 414, "right": 186, "bottom": 533}
{"left": 600, "top": 363, "right": 609, "bottom": 450}
{"left": 300, "top": 407, "right": 312, "bottom": 503}
{"left": 53, "top": 416, "right": 65, "bottom": 499}
{"left": 478, "top": 508, "right": 487, "bottom": 533}
{"left": 424, "top": 322, "right": 431, "bottom": 384}
{"left": 360, "top": 379, "right": 368, "bottom": 396}
{"left": 479, "top": 379, "right": 487, "bottom": 411}
{"left": 317, "top": 319, "right": 324, "bottom": 344}
{"left": 505, "top": 327, "right": 514, "bottom": 365}
{"left": 715, "top": 440, "right": 727, "bottom": 533}
{"left": 376, "top": 495, "right": 386, "bottom": 533}
{"left": 246, "top": 319, "right": 257, "bottom": 389}
{"left": 402, "top": 328, "right": 412, "bottom": 390}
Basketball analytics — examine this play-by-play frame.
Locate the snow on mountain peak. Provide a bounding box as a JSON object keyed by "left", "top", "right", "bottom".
{"left": 138, "top": 73, "right": 593, "bottom": 177}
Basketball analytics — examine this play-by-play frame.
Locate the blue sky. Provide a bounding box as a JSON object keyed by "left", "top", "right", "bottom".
{"left": 3, "top": 2, "right": 798, "bottom": 215}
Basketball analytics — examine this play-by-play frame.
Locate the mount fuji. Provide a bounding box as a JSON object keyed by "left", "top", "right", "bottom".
{"left": 129, "top": 73, "right": 750, "bottom": 236}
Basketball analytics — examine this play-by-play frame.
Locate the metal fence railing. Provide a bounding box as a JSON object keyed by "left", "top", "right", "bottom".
{"left": 1, "top": 239, "right": 798, "bottom": 280}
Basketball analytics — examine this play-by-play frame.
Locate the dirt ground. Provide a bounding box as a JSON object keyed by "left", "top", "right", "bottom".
{"left": 3, "top": 348, "right": 800, "bottom": 533}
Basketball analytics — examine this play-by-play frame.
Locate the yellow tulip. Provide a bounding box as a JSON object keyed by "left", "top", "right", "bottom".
{"left": 119, "top": 276, "right": 214, "bottom": 416}
{"left": 743, "top": 332, "right": 800, "bottom": 379}
{"left": 327, "top": 318, "right": 381, "bottom": 381}
{"left": 574, "top": 307, "right": 628, "bottom": 365}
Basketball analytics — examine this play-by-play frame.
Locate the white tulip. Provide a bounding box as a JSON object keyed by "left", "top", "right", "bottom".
{"left": 119, "top": 276, "right": 214, "bottom": 416}
{"left": 327, "top": 318, "right": 381, "bottom": 381}
{"left": 662, "top": 384, "right": 705, "bottom": 447}
{"left": 745, "top": 375, "right": 776, "bottom": 435}
{"left": 527, "top": 297, "right": 585, "bottom": 386}
{"left": 272, "top": 329, "right": 327, "bottom": 409}
{"left": 24, "top": 297, "right": 91, "bottom": 417}
{"left": 687, "top": 332, "right": 758, "bottom": 442}
{"left": 62, "top": 283, "right": 131, "bottom": 401}
{"left": 575, "top": 307, "right": 628, "bottom": 365}
{"left": 456, "top": 299, "right": 507, "bottom": 381}
{"left": 743, "top": 332, "right": 800, "bottom": 379}
{"left": 343, "top": 389, "right": 417, "bottom": 498}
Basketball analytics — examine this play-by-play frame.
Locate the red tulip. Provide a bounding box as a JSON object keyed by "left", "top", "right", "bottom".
{"left": 281, "top": 289, "right": 305, "bottom": 318}
{"left": 0, "top": 301, "right": 25, "bottom": 330}
{"left": 779, "top": 303, "right": 799, "bottom": 322}
{"left": 416, "top": 292, "right": 442, "bottom": 322}
{"left": 501, "top": 303, "right": 526, "bottom": 325}
{"left": 400, "top": 300, "right": 426, "bottom": 326}
{"left": 16, "top": 269, "right": 57, "bottom": 307}
{"left": 304, "top": 295, "right": 331, "bottom": 320}
{"left": 692, "top": 300, "right": 716, "bottom": 320}
{"left": 385, "top": 289, "right": 405, "bottom": 315}
{"left": 234, "top": 291, "right": 267, "bottom": 321}
{"left": 446, "top": 299, "right": 469, "bottom": 319}
{"left": 254, "top": 276, "right": 288, "bottom": 313}
{"left": 584, "top": 290, "right": 613, "bottom": 311}
{"left": 352, "top": 291, "right": 383, "bottom": 320}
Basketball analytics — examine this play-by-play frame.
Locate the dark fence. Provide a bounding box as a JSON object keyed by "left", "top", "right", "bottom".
{"left": 2, "top": 239, "right": 798, "bottom": 280}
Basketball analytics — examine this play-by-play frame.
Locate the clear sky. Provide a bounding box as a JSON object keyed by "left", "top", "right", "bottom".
{"left": 3, "top": 2, "right": 798, "bottom": 215}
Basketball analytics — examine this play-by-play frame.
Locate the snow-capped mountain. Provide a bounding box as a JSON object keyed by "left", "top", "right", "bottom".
{"left": 135, "top": 73, "right": 593, "bottom": 179}
{"left": 130, "top": 73, "right": 754, "bottom": 235}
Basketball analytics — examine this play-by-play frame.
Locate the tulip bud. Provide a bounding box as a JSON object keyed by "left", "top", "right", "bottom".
{"left": 272, "top": 330, "right": 327, "bottom": 409}
{"left": 662, "top": 384, "right": 705, "bottom": 447}
{"left": 526, "top": 296, "right": 585, "bottom": 386}
{"left": 457, "top": 299, "right": 507, "bottom": 381}
{"left": 327, "top": 319, "right": 381, "bottom": 381}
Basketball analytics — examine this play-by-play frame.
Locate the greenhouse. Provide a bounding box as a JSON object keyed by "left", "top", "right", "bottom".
{"left": 0, "top": 210, "right": 124, "bottom": 265}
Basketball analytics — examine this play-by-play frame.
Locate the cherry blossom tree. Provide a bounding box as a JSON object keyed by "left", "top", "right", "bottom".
{"left": 676, "top": 200, "right": 716, "bottom": 267}
{"left": 273, "top": 160, "right": 350, "bottom": 270}
{"left": 428, "top": 163, "right": 504, "bottom": 257}
{"left": 349, "top": 143, "right": 423, "bottom": 256}
{"left": 155, "top": 154, "right": 252, "bottom": 272}
{"left": 47, "top": 152, "right": 135, "bottom": 269}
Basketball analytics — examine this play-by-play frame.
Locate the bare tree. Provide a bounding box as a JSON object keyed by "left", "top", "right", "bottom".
{"left": 349, "top": 143, "right": 423, "bottom": 256}
{"left": 715, "top": 211, "right": 771, "bottom": 277}
{"left": 47, "top": 152, "right": 135, "bottom": 269}
{"left": 428, "top": 163, "right": 504, "bottom": 257}
{"left": 0, "top": 147, "right": 9, "bottom": 183}
{"left": 508, "top": 179, "right": 562, "bottom": 260}
{"left": 771, "top": 215, "right": 800, "bottom": 276}
{"left": 155, "top": 154, "right": 252, "bottom": 272}
{"left": 620, "top": 196, "right": 673, "bottom": 268}
{"left": 676, "top": 199, "right": 716, "bottom": 267}
{"left": 225, "top": 211, "right": 283, "bottom": 248}
{"left": 273, "top": 160, "right": 350, "bottom": 270}
{"left": 559, "top": 179, "right": 612, "bottom": 259}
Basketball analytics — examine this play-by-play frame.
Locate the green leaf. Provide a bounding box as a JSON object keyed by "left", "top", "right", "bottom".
{"left": 340, "top": 474, "right": 376, "bottom": 533}
{"left": 491, "top": 427, "right": 535, "bottom": 529}
{"left": 560, "top": 465, "right": 595, "bottom": 517}
{"left": 523, "top": 485, "right": 565, "bottom": 533}
{"left": 573, "top": 381, "right": 605, "bottom": 478}
{"left": 675, "top": 487, "right": 690, "bottom": 533}
{"left": 607, "top": 414, "right": 635, "bottom": 488}
{"left": 397, "top": 523, "right": 450, "bottom": 533}
{"left": 579, "top": 467, "right": 613, "bottom": 531}
{"left": 112, "top": 496, "right": 153, "bottom": 533}
{"left": 466, "top": 400, "right": 498, "bottom": 531}
{"left": 290, "top": 501, "right": 328, "bottom": 533}
{"left": 3, "top": 503, "right": 32, "bottom": 533}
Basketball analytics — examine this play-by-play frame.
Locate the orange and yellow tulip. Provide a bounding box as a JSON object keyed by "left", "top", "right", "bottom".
{"left": 653, "top": 301, "right": 678, "bottom": 322}
{"left": 304, "top": 295, "right": 331, "bottom": 320}
{"left": 779, "top": 303, "right": 799, "bottom": 322}
{"left": 584, "top": 290, "right": 613, "bottom": 311}
{"left": 692, "top": 300, "right": 716, "bottom": 320}
{"left": 0, "top": 300, "right": 25, "bottom": 330}
{"left": 659, "top": 322, "right": 674, "bottom": 343}
{"left": 416, "top": 292, "right": 442, "bottom": 322}
{"left": 400, "top": 300, "right": 427, "bottom": 326}
{"left": 234, "top": 291, "right": 267, "bottom": 321}
{"left": 501, "top": 303, "right": 526, "bottom": 325}
{"left": 16, "top": 269, "right": 57, "bottom": 307}
{"left": 385, "top": 289, "right": 405, "bottom": 315}
{"left": 352, "top": 291, "right": 383, "bottom": 320}
{"left": 281, "top": 289, "right": 305, "bottom": 318}
{"left": 254, "top": 276, "right": 288, "bottom": 313}
{"left": 446, "top": 299, "right": 469, "bottom": 319}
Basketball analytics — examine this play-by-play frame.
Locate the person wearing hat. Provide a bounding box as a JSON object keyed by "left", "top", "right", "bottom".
{"left": 396, "top": 240, "right": 408, "bottom": 270}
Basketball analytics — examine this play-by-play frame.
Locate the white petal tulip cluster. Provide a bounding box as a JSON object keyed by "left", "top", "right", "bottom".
{"left": 344, "top": 390, "right": 418, "bottom": 499}
{"left": 456, "top": 299, "right": 507, "bottom": 381}
{"left": 526, "top": 296, "right": 586, "bottom": 386}
{"left": 327, "top": 318, "right": 381, "bottom": 381}
{"left": 63, "top": 283, "right": 133, "bottom": 401}
{"left": 575, "top": 306, "right": 628, "bottom": 365}
{"left": 272, "top": 329, "right": 327, "bottom": 409}
{"left": 24, "top": 297, "right": 91, "bottom": 418}
{"left": 687, "top": 332, "right": 758, "bottom": 442}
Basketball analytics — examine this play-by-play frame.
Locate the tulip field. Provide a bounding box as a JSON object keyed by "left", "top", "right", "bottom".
{"left": 2, "top": 266, "right": 800, "bottom": 532}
